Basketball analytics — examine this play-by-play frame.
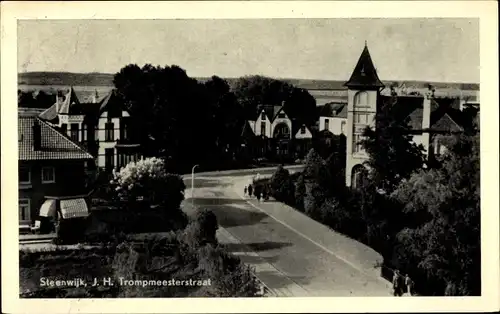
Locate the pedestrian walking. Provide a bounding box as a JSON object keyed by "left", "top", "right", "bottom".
{"left": 244, "top": 185, "right": 248, "bottom": 196}
{"left": 404, "top": 274, "right": 414, "bottom": 296}
{"left": 262, "top": 188, "right": 268, "bottom": 201}
{"left": 248, "top": 184, "right": 253, "bottom": 197}
{"left": 256, "top": 191, "right": 261, "bottom": 202}
{"left": 392, "top": 270, "right": 403, "bottom": 296}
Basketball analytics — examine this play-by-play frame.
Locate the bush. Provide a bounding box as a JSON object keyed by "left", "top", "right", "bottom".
{"left": 183, "top": 209, "right": 219, "bottom": 248}
{"left": 196, "top": 245, "right": 260, "bottom": 297}
{"left": 270, "top": 165, "right": 295, "bottom": 204}
{"left": 111, "top": 157, "right": 186, "bottom": 208}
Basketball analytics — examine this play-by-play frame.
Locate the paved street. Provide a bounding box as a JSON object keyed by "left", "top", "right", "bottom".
{"left": 182, "top": 168, "right": 393, "bottom": 297}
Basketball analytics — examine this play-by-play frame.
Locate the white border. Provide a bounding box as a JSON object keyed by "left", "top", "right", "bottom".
{"left": 2, "top": 1, "right": 499, "bottom": 313}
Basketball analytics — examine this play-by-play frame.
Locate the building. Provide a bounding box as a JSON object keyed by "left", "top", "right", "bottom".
{"left": 18, "top": 113, "right": 95, "bottom": 232}
{"left": 242, "top": 102, "right": 314, "bottom": 160}
{"left": 317, "top": 102, "right": 348, "bottom": 136}
{"left": 38, "top": 87, "right": 142, "bottom": 171}
{"left": 344, "top": 43, "right": 479, "bottom": 188}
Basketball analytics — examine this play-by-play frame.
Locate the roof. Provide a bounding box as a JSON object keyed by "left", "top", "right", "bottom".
{"left": 18, "top": 108, "right": 47, "bottom": 117}
{"left": 38, "top": 103, "right": 59, "bottom": 123}
{"left": 58, "top": 87, "right": 81, "bottom": 114}
{"left": 98, "top": 89, "right": 126, "bottom": 117}
{"left": 18, "top": 116, "right": 94, "bottom": 161}
{"left": 380, "top": 95, "right": 467, "bottom": 132}
{"left": 318, "top": 102, "right": 348, "bottom": 118}
{"left": 38, "top": 88, "right": 124, "bottom": 123}
{"left": 345, "top": 44, "right": 385, "bottom": 89}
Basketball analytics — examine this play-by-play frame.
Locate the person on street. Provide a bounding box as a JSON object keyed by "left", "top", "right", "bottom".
{"left": 392, "top": 270, "right": 402, "bottom": 296}
{"left": 248, "top": 184, "right": 253, "bottom": 197}
{"left": 244, "top": 185, "right": 248, "bottom": 196}
{"left": 404, "top": 274, "right": 414, "bottom": 296}
{"left": 256, "top": 191, "right": 261, "bottom": 202}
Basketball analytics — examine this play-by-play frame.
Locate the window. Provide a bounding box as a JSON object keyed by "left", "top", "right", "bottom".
{"left": 341, "top": 121, "right": 346, "bottom": 134}
{"left": 354, "top": 91, "right": 369, "bottom": 106}
{"left": 353, "top": 134, "right": 364, "bottom": 153}
{"left": 82, "top": 123, "right": 87, "bottom": 141}
{"left": 105, "top": 148, "right": 114, "bottom": 170}
{"left": 300, "top": 125, "right": 306, "bottom": 134}
{"left": 261, "top": 112, "right": 266, "bottom": 121}
{"left": 260, "top": 122, "right": 266, "bottom": 136}
{"left": 278, "top": 112, "right": 286, "bottom": 119}
{"left": 324, "top": 119, "right": 330, "bottom": 131}
{"left": 105, "top": 122, "right": 114, "bottom": 141}
{"left": 70, "top": 123, "right": 79, "bottom": 142}
{"left": 41, "top": 167, "right": 55, "bottom": 183}
{"left": 19, "top": 166, "right": 31, "bottom": 184}
{"left": 120, "top": 119, "right": 129, "bottom": 140}
{"left": 60, "top": 123, "right": 67, "bottom": 133}
{"left": 19, "top": 199, "right": 31, "bottom": 223}
{"left": 354, "top": 113, "right": 369, "bottom": 124}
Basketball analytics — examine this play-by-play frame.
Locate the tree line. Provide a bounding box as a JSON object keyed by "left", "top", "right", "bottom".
{"left": 112, "top": 64, "right": 317, "bottom": 173}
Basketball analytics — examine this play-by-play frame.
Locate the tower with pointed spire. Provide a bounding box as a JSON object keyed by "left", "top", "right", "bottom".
{"left": 345, "top": 42, "right": 385, "bottom": 187}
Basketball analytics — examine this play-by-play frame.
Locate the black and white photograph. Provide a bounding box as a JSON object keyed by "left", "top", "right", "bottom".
{"left": 2, "top": 1, "right": 498, "bottom": 313}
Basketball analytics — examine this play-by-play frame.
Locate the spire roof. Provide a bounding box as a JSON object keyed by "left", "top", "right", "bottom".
{"left": 345, "top": 44, "right": 384, "bottom": 89}
{"left": 58, "top": 86, "right": 81, "bottom": 114}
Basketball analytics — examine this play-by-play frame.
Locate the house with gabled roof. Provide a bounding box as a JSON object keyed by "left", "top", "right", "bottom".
{"left": 242, "top": 101, "right": 314, "bottom": 160}
{"left": 39, "top": 87, "right": 142, "bottom": 171}
{"left": 18, "top": 112, "right": 95, "bottom": 233}
{"left": 345, "top": 43, "right": 480, "bottom": 188}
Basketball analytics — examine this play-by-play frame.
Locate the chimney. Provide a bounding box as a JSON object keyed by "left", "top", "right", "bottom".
{"left": 33, "top": 119, "right": 42, "bottom": 151}
{"left": 421, "top": 88, "right": 432, "bottom": 158}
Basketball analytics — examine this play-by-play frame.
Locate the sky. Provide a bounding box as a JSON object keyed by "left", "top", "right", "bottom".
{"left": 18, "top": 19, "right": 479, "bottom": 83}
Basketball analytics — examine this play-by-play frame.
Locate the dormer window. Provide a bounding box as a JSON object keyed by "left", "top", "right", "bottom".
{"left": 278, "top": 112, "right": 286, "bottom": 119}
{"left": 261, "top": 111, "right": 266, "bottom": 120}
{"left": 300, "top": 125, "right": 306, "bottom": 134}
{"left": 105, "top": 122, "right": 114, "bottom": 141}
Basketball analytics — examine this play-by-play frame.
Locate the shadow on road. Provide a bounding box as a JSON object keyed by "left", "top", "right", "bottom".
{"left": 223, "top": 241, "right": 293, "bottom": 253}
{"left": 256, "top": 270, "right": 311, "bottom": 292}
{"left": 236, "top": 254, "right": 282, "bottom": 265}
{"left": 183, "top": 179, "right": 231, "bottom": 189}
{"left": 191, "top": 197, "right": 248, "bottom": 206}
{"left": 184, "top": 199, "right": 269, "bottom": 228}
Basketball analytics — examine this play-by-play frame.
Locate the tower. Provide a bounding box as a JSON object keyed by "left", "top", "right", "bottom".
{"left": 344, "top": 42, "right": 385, "bottom": 187}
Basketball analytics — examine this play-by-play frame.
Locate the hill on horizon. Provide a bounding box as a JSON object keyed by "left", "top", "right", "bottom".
{"left": 18, "top": 71, "right": 480, "bottom": 91}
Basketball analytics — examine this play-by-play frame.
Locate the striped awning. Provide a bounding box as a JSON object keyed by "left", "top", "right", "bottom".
{"left": 39, "top": 199, "right": 57, "bottom": 217}
{"left": 60, "top": 198, "right": 89, "bottom": 219}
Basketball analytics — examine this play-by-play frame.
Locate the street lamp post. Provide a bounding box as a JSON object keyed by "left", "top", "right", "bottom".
{"left": 191, "top": 164, "right": 199, "bottom": 208}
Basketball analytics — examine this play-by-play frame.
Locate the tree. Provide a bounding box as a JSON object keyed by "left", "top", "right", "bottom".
{"left": 302, "top": 148, "right": 330, "bottom": 215}
{"left": 111, "top": 157, "right": 185, "bottom": 210}
{"left": 391, "top": 134, "right": 480, "bottom": 295}
{"left": 360, "top": 98, "right": 426, "bottom": 193}
{"left": 270, "top": 165, "right": 294, "bottom": 204}
{"left": 324, "top": 134, "right": 347, "bottom": 193}
{"left": 113, "top": 64, "right": 215, "bottom": 172}
{"left": 294, "top": 174, "right": 306, "bottom": 210}
{"left": 231, "top": 75, "right": 317, "bottom": 126}
{"left": 204, "top": 76, "right": 244, "bottom": 161}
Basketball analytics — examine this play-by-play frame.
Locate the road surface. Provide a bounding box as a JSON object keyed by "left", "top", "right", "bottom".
{"left": 182, "top": 167, "right": 392, "bottom": 297}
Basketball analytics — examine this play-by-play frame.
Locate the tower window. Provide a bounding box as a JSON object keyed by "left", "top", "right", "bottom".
{"left": 354, "top": 91, "right": 369, "bottom": 107}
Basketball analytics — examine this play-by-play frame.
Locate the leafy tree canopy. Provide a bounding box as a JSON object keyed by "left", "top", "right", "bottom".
{"left": 361, "top": 99, "right": 426, "bottom": 193}
{"left": 231, "top": 75, "right": 317, "bottom": 126}
{"left": 391, "top": 134, "right": 480, "bottom": 296}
